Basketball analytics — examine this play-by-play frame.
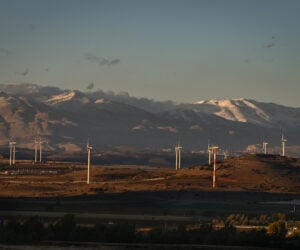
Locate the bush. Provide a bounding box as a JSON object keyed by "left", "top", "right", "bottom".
{"left": 53, "top": 214, "right": 76, "bottom": 240}
{"left": 267, "top": 220, "right": 287, "bottom": 238}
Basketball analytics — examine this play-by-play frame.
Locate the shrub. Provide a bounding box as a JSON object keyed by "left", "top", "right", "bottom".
{"left": 267, "top": 220, "right": 287, "bottom": 238}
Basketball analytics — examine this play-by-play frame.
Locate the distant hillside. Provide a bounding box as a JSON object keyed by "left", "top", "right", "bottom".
{"left": 173, "top": 154, "right": 300, "bottom": 193}
{"left": 0, "top": 154, "right": 299, "bottom": 197}
{"left": 0, "top": 82, "right": 299, "bottom": 156}
{"left": 214, "top": 154, "right": 300, "bottom": 193}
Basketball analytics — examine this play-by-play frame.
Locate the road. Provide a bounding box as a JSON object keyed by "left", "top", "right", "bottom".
{"left": 0, "top": 210, "right": 202, "bottom": 223}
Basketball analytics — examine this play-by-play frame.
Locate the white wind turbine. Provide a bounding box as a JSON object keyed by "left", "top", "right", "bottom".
{"left": 207, "top": 140, "right": 213, "bottom": 165}
{"left": 34, "top": 137, "right": 46, "bottom": 163}
{"left": 9, "top": 141, "right": 16, "bottom": 166}
{"left": 175, "top": 143, "right": 182, "bottom": 170}
{"left": 222, "top": 149, "right": 228, "bottom": 160}
{"left": 262, "top": 138, "right": 268, "bottom": 155}
{"left": 87, "top": 142, "right": 93, "bottom": 184}
{"left": 39, "top": 139, "right": 45, "bottom": 162}
{"left": 34, "top": 138, "right": 38, "bottom": 163}
{"left": 281, "top": 133, "right": 287, "bottom": 157}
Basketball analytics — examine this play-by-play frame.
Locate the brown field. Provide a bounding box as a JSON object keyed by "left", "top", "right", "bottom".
{"left": 0, "top": 154, "right": 299, "bottom": 225}
{"left": 0, "top": 154, "right": 299, "bottom": 198}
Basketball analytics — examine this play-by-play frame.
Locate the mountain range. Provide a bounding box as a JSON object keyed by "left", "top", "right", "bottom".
{"left": 0, "top": 82, "right": 299, "bottom": 156}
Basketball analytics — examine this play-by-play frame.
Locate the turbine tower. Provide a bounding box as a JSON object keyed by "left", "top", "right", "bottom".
{"left": 39, "top": 139, "right": 43, "bottom": 162}
{"left": 212, "top": 146, "right": 218, "bottom": 189}
{"left": 34, "top": 137, "right": 46, "bottom": 163}
{"left": 34, "top": 138, "right": 38, "bottom": 163}
{"left": 207, "top": 140, "right": 212, "bottom": 165}
{"left": 281, "top": 133, "right": 287, "bottom": 157}
{"left": 262, "top": 140, "right": 268, "bottom": 155}
{"left": 175, "top": 144, "right": 182, "bottom": 170}
{"left": 87, "top": 143, "right": 93, "bottom": 184}
{"left": 9, "top": 142, "right": 16, "bottom": 166}
{"left": 223, "top": 150, "right": 228, "bottom": 160}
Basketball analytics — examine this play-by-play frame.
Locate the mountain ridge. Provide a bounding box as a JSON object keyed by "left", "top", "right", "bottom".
{"left": 0, "top": 82, "right": 299, "bottom": 156}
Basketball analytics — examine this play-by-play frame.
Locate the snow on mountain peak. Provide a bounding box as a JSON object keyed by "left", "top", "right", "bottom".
{"left": 45, "top": 90, "right": 92, "bottom": 107}
{"left": 46, "top": 91, "right": 77, "bottom": 104}
{"left": 94, "top": 98, "right": 110, "bottom": 104}
{"left": 194, "top": 98, "right": 270, "bottom": 124}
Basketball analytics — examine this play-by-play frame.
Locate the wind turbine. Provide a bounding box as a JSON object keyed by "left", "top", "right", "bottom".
{"left": 207, "top": 140, "right": 212, "bottom": 165}
{"left": 212, "top": 146, "right": 218, "bottom": 189}
{"left": 281, "top": 133, "right": 287, "bottom": 157}
{"left": 175, "top": 144, "right": 182, "bottom": 170}
{"left": 34, "top": 137, "right": 46, "bottom": 163}
{"left": 87, "top": 142, "right": 93, "bottom": 184}
{"left": 34, "top": 138, "right": 38, "bottom": 163}
{"left": 39, "top": 139, "right": 44, "bottom": 162}
{"left": 223, "top": 149, "right": 228, "bottom": 160}
{"left": 9, "top": 141, "right": 16, "bottom": 166}
{"left": 262, "top": 138, "right": 268, "bottom": 155}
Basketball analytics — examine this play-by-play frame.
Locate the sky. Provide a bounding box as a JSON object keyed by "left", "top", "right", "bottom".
{"left": 0, "top": 0, "right": 300, "bottom": 107}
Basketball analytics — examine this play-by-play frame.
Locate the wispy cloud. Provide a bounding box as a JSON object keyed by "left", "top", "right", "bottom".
{"left": 265, "top": 42, "right": 275, "bottom": 48}
{"left": 86, "top": 83, "right": 94, "bottom": 90}
{"left": 109, "top": 59, "right": 120, "bottom": 65}
{"left": 85, "top": 53, "right": 120, "bottom": 66}
{"left": 21, "top": 68, "right": 30, "bottom": 76}
{"left": 28, "top": 24, "right": 36, "bottom": 31}
{"left": 0, "top": 48, "right": 13, "bottom": 56}
{"left": 263, "top": 35, "right": 276, "bottom": 49}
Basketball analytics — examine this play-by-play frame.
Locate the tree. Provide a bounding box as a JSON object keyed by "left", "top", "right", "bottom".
{"left": 23, "top": 217, "right": 44, "bottom": 243}
{"left": 267, "top": 220, "right": 287, "bottom": 238}
{"left": 53, "top": 214, "right": 77, "bottom": 240}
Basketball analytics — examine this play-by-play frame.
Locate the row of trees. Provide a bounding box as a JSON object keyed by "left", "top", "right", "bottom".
{"left": 224, "top": 212, "right": 287, "bottom": 226}
{"left": 0, "top": 215, "right": 298, "bottom": 248}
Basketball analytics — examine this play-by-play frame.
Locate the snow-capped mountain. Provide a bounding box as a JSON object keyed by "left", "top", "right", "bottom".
{"left": 172, "top": 98, "right": 300, "bottom": 128}
{"left": 194, "top": 98, "right": 270, "bottom": 124}
{"left": 0, "top": 82, "right": 299, "bottom": 155}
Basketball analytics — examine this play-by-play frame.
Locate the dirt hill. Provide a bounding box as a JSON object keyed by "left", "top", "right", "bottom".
{"left": 0, "top": 154, "right": 299, "bottom": 198}
{"left": 212, "top": 154, "right": 300, "bottom": 193}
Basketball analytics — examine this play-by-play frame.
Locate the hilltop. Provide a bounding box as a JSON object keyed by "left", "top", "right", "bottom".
{"left": 0, "top": 154, "right": 299, "bottom": 198}
{"left": 212, "top": 154, "right": 300, "bottom": 193}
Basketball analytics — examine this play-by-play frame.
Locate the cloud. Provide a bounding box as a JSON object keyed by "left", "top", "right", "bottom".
{"left": 86, "top": 83, "right": 94, "bottom": 90}
{"left": 28, "top": 24, "right": 36, "bottom": 31}
{"left": 243, "top": 58, "right": 250, "bottom": 64}
{"left": 85, "top": 53, "right": 120, "bottom": 66}
{"left": 0, "top": 48, "right": 13, "bottom": 56}
{"left": 85, "top": 54, "right": 99, "bottom": 63}
{"left": 21, "top": 68, "right": 30, "bottom": 76}
{"left": 265, "top": 42, "right": 275, "bottom": 48}
{"left": 110, "top": 59, "right": 120, "bottom": 65}
{"left": 263, "top": 35, "right": 276, "bottom": 48}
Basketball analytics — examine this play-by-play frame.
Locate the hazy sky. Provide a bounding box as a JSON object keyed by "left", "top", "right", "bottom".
{"left": 0, "top": 0, "right": 299, "bottom": 106}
